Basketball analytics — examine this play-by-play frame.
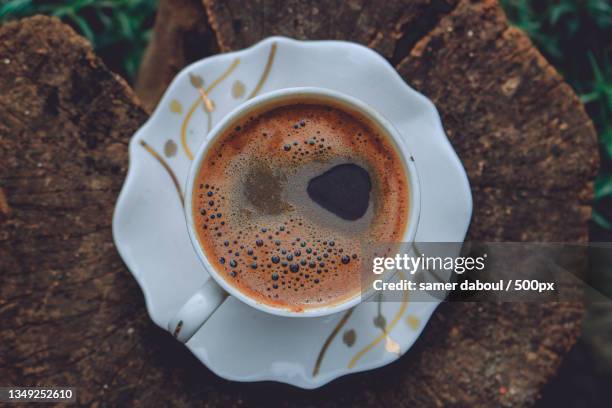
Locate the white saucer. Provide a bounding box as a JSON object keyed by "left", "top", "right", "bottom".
{"left": 113, "top": 37, "right": 472, "bottom": 389}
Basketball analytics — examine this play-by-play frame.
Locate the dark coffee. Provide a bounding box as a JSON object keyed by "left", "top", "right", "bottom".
{"left": 193, "top": 100, "right": 409, "bottom": 311}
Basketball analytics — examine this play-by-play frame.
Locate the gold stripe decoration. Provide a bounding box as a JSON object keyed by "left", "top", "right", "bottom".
{"left": 312, "top": 308, "right": 354, "bottom": 377}
{"left": 232, "top": 80, "right": 246, "bottom": 99}
{"left": 207, "top": 58, "right": 240, "bottom": 93}
{"left": 373, "top": 294, "right": 401, "bottom": 355}
{"left": 406, "top": 315, "right": 420, "bottom": 330}
{"left": 189, "top": 73, "right": 214, "bottom": 112}
{"left": 385, "top": 336, "right": 401, "bottom": 355}
{"left": 173, "top": 320, "right": 184, "bottom": 338}
{"left": 170, "top": 99, "right": 183, "bottom": 114}
{"left": 164, "top": 139, "right": 177, "bottom": 157}
{"left": 347, "top": 272, "right": 409, "bottom": 369}
{"left": 343, "top": 329, "right": 356, "bottom": 347}
{"left": 180, "top": 58, "right": 241, "bottom": 160}
{"left": 247, "top": 42, "right": 277, "bottom": 99}
{"left": 140, "top": 140, "right": 184, "bottom": 207}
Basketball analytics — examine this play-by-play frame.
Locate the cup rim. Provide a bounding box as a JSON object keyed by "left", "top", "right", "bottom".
{"left": 184, "top": 87, "right": 421, "bottom": 318}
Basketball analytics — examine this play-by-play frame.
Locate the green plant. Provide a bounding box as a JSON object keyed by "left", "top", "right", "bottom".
{"left": 0, "top": 0, "right": 158, "bottom": 83}
{"left": 501, "top": 0, "right": 612, "bottom": 231}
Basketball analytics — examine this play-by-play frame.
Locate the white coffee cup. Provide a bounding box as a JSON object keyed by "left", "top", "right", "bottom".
{"left": 169, "top": 87, "right": 420, "bottom": 342}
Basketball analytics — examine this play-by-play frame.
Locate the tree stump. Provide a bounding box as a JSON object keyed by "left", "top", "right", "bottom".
{"left": 135, "top": 0, "right": 219, "bottom": 113}
{"left": 1, "top": 0, "right": 599, "bottom": 405}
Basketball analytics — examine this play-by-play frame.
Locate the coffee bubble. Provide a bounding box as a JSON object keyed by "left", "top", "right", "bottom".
{"left": 193, "top": 102, "right": 409, "bottom": 311}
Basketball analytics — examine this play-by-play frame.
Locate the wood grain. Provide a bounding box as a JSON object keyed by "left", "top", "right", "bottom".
{"left": 1, "top": 0, "right": 599, "bottom": 405}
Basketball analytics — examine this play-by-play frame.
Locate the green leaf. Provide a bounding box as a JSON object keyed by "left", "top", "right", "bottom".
{"left": 550, "top": 3, "right": 574, "bottom": 25}
{"left": 0, "top": 0, "right": 32, "bottom": 20}
{"left": 596, "top": 175, "right": 612, "bottom": 199}
{"left": 69, "top": 12, "right": 95, "bottom": 45}
{"left": 592, "top": 210, "right": 612, "bottom": 230}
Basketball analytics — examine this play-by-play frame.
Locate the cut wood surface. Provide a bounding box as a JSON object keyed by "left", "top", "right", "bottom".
{"left": 135, "top": 0, "right": 219, "bottom": 113}
{"left": 1, "top": 0, "right": 599, "bottom": 405}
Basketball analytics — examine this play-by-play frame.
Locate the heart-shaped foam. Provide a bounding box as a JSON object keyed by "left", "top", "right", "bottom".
{"left": 306, "top": 163, "right": 371, "bottom": 221}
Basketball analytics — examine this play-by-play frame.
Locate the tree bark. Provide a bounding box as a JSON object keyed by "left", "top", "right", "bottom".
{"left": 1, "top": 0, "right": 599, "bottom": 404}
{"left": 135, "top": 0, "right": 219, "bottom": 113}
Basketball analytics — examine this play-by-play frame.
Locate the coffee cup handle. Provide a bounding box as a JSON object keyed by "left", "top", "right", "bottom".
{"left": 168, "top": 278, "right": 227, "bottom": 343}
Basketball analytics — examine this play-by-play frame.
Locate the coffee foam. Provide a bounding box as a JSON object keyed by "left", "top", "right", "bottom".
{"left": 193, "top": 101, "right": 409, "bottom": 311}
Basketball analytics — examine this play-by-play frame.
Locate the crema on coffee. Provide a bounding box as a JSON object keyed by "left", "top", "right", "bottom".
{"left": 193, "top": 99, "right": 409, "bottom": 311}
